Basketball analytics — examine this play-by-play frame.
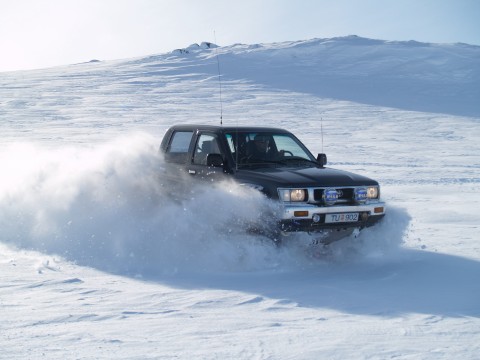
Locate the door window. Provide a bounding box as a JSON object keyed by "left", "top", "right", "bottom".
{"left": 193, "top": 134, "right": 221, "bottom": 165}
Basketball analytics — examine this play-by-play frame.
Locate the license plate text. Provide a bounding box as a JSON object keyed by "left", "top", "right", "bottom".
{"left": 325, "top": 213, "right": 359, "bottom": 223}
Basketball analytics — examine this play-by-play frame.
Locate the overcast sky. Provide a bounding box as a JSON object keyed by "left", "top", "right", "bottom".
{"left": 1, "top": 0, "right": 479, "bottom": 72}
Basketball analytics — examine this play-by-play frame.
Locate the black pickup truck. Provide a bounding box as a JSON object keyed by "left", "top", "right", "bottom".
{"left": 159, "top": 124, "right": 385, "bottom": 243}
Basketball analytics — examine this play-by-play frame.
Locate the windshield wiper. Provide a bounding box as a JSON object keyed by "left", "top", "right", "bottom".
{"left": 281, "top": 157, "right": 319, "bottom": 166}
{"left": 238, "top": 157, "right": 320, "bottom": 168}
{"left": 237, "top": 159, "right": 286, "bottom": 168}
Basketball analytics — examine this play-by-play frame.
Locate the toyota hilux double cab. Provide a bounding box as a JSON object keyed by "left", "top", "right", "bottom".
{"left": 159, "top": 124, "right": 385, "bottom": 243}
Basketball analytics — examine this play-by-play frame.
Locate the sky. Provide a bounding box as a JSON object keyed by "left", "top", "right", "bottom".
{"left": 0, "top": 0, "right": 479, "bottom": 72}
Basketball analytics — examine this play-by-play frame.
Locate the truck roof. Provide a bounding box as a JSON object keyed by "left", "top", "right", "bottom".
{"left": 166, "top": 124, "right": 291, "bottom": 134}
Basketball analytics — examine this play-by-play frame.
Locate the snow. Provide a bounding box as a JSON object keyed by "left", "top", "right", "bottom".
{"left": 1, "top": 36, "right": 479, "bottom": 359}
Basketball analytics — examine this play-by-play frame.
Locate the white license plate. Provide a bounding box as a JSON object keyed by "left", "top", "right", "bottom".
{"left": 325, "top": 213, "right": 359, "bottom": 223}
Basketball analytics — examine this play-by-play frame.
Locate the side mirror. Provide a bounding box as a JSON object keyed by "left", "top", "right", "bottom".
{"left": 207, "top": 153, "right": 224, "bottom": 167}
{"left": 317, "top": 153, "right": 327, "bottom": 167}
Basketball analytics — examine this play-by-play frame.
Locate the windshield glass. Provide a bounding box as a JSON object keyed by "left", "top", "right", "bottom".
{"left": 224, "top": 131, "right": 316, "bottom": 167}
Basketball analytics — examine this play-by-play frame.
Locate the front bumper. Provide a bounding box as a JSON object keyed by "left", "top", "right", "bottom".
{"left": 279, "top": 201, "right": 386, "bottom": 232}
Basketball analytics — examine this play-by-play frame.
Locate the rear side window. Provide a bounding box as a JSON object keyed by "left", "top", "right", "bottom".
{"left": 168, "top": 131, "right": 193, "bottom": 153}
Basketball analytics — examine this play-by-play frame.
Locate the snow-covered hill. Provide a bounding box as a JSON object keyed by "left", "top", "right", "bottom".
{"left": 1, "top": 36, "right": 479, "bottom": 359}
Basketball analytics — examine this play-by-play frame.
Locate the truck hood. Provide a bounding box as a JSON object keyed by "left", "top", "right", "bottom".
{"left": 236, "top": 166, "right": 378, "bottom": 188}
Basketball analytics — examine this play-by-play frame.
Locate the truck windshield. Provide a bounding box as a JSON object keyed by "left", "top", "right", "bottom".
{"left": 224, "top": 131, "right": 316, "bottom": 166}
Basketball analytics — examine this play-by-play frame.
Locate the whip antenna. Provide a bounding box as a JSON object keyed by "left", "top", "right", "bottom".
{"left": 321, "top": 117, "right": 324, "bottom": 153}
{"left": 214, "top": 31, "right": 223, "bottom": 125}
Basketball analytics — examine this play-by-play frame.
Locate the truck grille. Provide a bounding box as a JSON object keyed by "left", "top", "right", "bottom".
{"left": 312, "top": 187, "right": 356, "bottom": 205}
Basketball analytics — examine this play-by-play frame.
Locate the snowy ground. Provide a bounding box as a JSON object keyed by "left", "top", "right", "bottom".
{"left": 1, "top": 37, "right": 479, "bottom": 359}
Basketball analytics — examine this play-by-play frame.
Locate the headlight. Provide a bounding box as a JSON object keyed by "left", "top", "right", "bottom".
{"left": 367, "top": 186, "right": 379, "bottom": 199}
{"left": 278, "top": 189, "right": 307, "bottom": 202}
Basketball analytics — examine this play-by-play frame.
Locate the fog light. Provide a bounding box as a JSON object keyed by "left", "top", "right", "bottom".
{"left": 312, "top": 214, "right": 321, "bottom": 223}
{"left": 354, "top": 187, "right": 368, "bottom": 203}
{"left": 323, "top": 188, "right": 338, "bottom": 206}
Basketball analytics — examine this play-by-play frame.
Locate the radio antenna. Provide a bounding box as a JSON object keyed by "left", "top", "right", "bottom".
{"left": 214, "top": 31, "right": 223, "bottom": 125}
{"left": 321, "top": 117, "right": 324, "bottom": 153}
